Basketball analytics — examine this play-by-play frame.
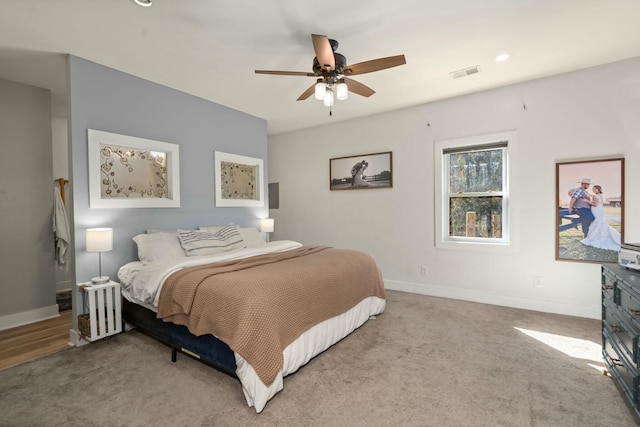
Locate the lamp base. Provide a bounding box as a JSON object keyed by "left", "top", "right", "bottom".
{"left": 91, "top": 276, "right": 110, "bottom": 284}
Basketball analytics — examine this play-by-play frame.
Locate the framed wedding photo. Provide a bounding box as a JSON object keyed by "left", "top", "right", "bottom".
{"left": 555, "top": 157, "right": 624, "bottom": 263}
{"left": 329, "top": 151, "right": 393, "bottom": 191}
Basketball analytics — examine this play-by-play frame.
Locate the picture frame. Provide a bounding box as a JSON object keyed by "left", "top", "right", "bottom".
{"left": 88, "top": 129, "right": 180, "bottom": 208}
{"left": 330, "top": 151, "right": 393, "bottom": 190}
{"left": 214, "top": 151, "right": 264, "bottom": 207}
{"left": 555, "top": 157, "right": 624, "bottom": 263}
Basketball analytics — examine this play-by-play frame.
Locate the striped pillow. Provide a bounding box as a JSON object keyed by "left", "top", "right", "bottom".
{"left": 178, "top": 225, "right": 246, "bottom": 256}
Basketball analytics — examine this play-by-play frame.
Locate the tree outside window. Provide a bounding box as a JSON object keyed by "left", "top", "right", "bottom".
{"left": 444, "top": 143, "right": 508, "bottom": 242}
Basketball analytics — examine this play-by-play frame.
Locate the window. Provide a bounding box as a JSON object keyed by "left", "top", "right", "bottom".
{"left": 445, "top": 142, "right": 507, "bottom": 242}
{"left": 435, "top": 131, "right": 516, "bottom": 250}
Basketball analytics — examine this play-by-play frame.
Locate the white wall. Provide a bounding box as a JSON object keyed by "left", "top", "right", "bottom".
{"left": 52, "top": 117, "right": 69, "bottom": 181}
{"left": 268, "top": 57, "right": 640, "bottom": 319}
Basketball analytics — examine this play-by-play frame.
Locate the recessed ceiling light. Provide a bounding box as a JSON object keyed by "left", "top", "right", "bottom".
{"left": 495, "top": 53, "right": 510, "bottom": 62}
{"left": 133, "top": 0, "right": 152, "bottom": 7}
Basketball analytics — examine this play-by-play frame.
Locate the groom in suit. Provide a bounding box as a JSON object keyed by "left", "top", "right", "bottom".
{"left": 568, "top": 178, "right": 595, "bottom": 237}
{"left": 351, "top": 160, "right": 369, "bottom": 187}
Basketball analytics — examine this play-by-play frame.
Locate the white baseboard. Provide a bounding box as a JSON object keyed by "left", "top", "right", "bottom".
{"left": 384, "top": 279, "right": 600, "bottom": 320}
{"left": 56, "top": 280, "right": 73, "bottom": 293}
{"left": 0, "top": 305, "right": 60, "bottom": 331}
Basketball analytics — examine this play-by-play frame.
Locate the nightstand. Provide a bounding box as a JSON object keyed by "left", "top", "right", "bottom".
{"left": 77, "top": 280, "right": 122, "bottom": 342}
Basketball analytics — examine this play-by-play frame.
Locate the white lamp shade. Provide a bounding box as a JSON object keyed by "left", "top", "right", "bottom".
{"left": 336, "top": 82, "right": 348, "bottom": 100}
{"left": 260, "top": 218, "right": 274, "bottom": 233}
{"left": 314, "top": 81, "right": 326, "bottom": 100}
{"left": 323, "top": 88, "right": 335, "bottom": 107}
{"left": 86, "top": 228, "right": 113, "bottom": 252}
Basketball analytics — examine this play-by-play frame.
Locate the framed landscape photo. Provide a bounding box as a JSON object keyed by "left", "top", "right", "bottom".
{"left": 88, "top": 129, "right": 180, "bottom": 208}
{"left": 330, "top": 151, "right": 393, "bottom": 190}
{"left": 215, "top": 151, "right": 264, "bottom": 207}
{"left": 555, "top": 157, "right": 624, "bottom": 263}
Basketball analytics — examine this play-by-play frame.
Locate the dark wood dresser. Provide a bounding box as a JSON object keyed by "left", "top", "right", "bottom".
{"left": 602, "top": 263, "right": 640, "bottom": 422}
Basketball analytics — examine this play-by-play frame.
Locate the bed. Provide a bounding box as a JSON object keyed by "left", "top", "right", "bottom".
{"left": 118, "top": 224, "right": 386, "bottom": 413}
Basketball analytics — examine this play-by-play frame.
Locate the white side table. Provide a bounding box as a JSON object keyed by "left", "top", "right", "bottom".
{"left": 77, "top": 280, "right": 122, "bottom": 342}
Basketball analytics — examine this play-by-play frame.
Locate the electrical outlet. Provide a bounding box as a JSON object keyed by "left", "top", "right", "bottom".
{"left": 420, "top": 266, "right": 428, "bottom": 276}
{"left": 534, "top": 276, "right": 543, "bottom": 288}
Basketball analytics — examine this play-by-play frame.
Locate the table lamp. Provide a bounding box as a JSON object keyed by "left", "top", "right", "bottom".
{"left": 260, "top": 218, "right": 274, "bottom": 242}
{"left": 86, "top": 228, "right": 113, "bottom": 284}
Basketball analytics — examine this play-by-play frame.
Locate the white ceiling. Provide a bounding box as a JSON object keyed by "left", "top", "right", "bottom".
{"left": 1, "top": 0, "right": 640, "bottom": 136}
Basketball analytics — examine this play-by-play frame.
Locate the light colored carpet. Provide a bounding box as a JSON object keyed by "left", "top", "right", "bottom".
{"left": 0, "top": 290, "right": 636, "bottom": 426}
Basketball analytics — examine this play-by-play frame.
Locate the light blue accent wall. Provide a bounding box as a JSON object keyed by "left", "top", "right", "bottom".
{"left": 68, "top": 56, "right": 268, "bottom": 283}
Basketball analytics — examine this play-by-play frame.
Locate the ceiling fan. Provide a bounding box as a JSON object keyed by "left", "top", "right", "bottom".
{"left": 255, "top": 34, "right": 406, "bottom": 111}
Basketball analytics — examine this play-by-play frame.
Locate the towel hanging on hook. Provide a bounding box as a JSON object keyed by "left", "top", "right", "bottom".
{"left": 53, "top": 185, "right": 71, "bottom": 268}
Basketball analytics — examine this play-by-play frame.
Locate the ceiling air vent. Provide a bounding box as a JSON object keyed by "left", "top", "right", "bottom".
{"left": 450, "top": 65, "right": 481, "bottom": 79}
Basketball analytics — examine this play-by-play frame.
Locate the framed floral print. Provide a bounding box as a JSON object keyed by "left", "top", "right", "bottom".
{"left": 214, "top": 151, "right": 264, "bottom": 207}
{"left": 88, "top": 129, "right": 180, "bottom": 208}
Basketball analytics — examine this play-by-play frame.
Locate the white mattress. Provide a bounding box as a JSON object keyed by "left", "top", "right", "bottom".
{"left": 118, "top": 240, "right": 386, "bottom": 412}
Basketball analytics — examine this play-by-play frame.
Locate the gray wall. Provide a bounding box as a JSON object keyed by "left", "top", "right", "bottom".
{"left": 68, "top": 56, "right": 268, "bottom": 284}
{"left": 0, "top": 78, "right": 56, "bottom": 321}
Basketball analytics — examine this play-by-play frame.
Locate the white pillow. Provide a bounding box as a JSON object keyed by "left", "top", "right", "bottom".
{"left": 197, "top": 225, "right": 225, "bottom": 234}
{"left": 199, "top": 225, "right": 266, "bottom": 248}
{"left": 146, "top": 228, "right": 185, "bottom": 237}
{"left": 238, "top": 227, "right": 266, "bottom": 248}
{"left": 178, "top": 225, "right": 246, "bottom": 256}
{"left": 132, "top": 233, "right": 186, "bottom": 263}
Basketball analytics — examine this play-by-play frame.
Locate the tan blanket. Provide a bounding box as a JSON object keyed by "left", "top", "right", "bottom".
{"left": 157, "top": 245, "right": 386, "bottom": 386}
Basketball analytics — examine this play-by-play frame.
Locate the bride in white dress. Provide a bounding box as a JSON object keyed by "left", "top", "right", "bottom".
{"left": 580, "top": 185, "right": 621, "bottom": 251}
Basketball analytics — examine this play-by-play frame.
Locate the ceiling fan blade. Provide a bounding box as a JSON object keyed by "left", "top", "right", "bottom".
{"left": 344, "top": 78, "right": 375, "bottom": 98}
{"left": 311, "top": 34, "right": 335, "bottom": 71}
{"left": 297, "top": 83, "right": 316, "bottom": 101}
{"left": 255, "top": 70, "right": 316, "bottom": 77}
{"left": 342, "top": 55, "right": 406, "bottom": 76}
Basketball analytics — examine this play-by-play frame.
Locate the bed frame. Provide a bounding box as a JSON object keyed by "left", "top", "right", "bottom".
{"left": 122, "top": 298, "right": 237, "bottom": 376}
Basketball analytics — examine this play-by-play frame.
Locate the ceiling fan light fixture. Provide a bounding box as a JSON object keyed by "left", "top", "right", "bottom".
{"left": 323, "top": 88, "right": 334, "bottom": 107}
{"left": 254, "top": 34, "right": 406, "bottom": 111}
{"left": 314, "top": 80, "right": 326, "bottom": 100}
{"left": 336, "top": 81, "right": 348, "bottom": 101}
{"left": 133, "top": 0, "right": 153, "bottom": 7}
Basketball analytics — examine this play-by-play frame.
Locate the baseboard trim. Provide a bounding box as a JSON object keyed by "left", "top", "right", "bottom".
{"left": 0, "top": 305, "right": 60, "bottom": 331}
{"left": 384, "top": 279, "right": 600, "bottom": 319}
{"left": 56, "top": 280, "right": 73, "bottom": 293}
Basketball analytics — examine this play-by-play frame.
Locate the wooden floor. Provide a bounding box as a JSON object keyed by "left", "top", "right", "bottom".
{"left": 0, "top": 310, "right": 72, "bottom": 371}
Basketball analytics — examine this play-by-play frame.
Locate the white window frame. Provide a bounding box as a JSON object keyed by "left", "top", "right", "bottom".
{"left": 434, "top": 131, "right": 519, "bottom": 253}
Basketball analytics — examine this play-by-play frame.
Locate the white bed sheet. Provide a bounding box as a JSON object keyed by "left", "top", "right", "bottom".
{"left": 117, "top": 240, "right": 386, "bottom": 413}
